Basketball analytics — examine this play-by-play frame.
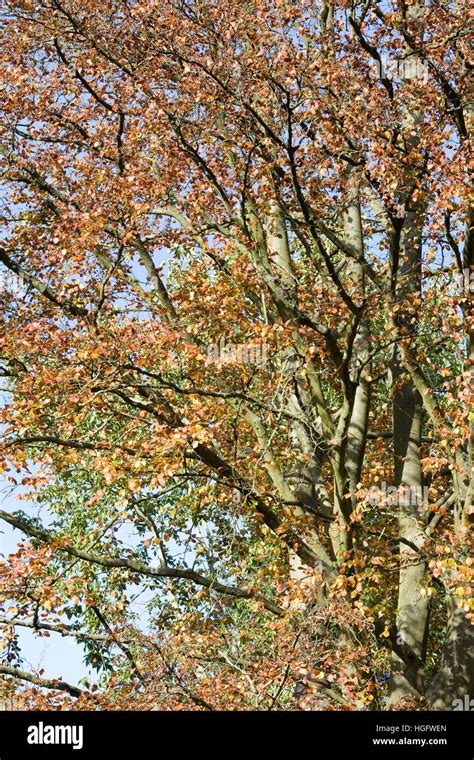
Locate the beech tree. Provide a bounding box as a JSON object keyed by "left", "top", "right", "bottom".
{"left": 0, "top": 0, "right": 472, "bottom": 710}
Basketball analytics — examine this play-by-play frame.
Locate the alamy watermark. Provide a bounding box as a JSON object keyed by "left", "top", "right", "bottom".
{"left": 452, "top": 695, "right": 474, "bottom": 711}
{"left": 0, "top": 270, "right": 25, "bottom": 297}
{"left": 369, "top": 56, "right": 429, "bottom": 84}
{"left": 206, "top": 338, "right": 268, "bottom": 367}
{"left": 451, "top": 268, "right": 474, "bottom": 295}
{"left": 366, "top": 482, "right": 429, "bottom": 517}
{"left": 0, "top": 696, "right": 23, "bottom": 710}
{"left": 27, "top": 721, "right": 83, "bottom": 750}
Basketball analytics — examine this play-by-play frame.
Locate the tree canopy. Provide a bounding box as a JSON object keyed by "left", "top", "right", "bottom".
{"left": 0, "top": 0, "right": 472, "bottom": 710}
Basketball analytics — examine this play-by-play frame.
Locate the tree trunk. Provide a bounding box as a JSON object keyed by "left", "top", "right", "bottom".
{"left": 389, "top": 208, "right": 429, "bottom": 704}
{"left": 427, "top": 594, "right": 474, "bottom": 709}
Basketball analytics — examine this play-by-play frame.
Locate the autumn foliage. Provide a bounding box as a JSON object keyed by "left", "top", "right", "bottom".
{"left": 0, "top": 0, "right": 472, "bottom": 710}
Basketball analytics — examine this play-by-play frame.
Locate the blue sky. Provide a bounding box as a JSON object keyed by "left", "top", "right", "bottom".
{"left": 0, "top": 488, "right": 95, "bottom": 687}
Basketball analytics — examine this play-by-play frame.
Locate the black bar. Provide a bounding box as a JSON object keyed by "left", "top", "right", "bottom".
{"left": 0, "top": 710, "right": 471, "bottom": 758}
